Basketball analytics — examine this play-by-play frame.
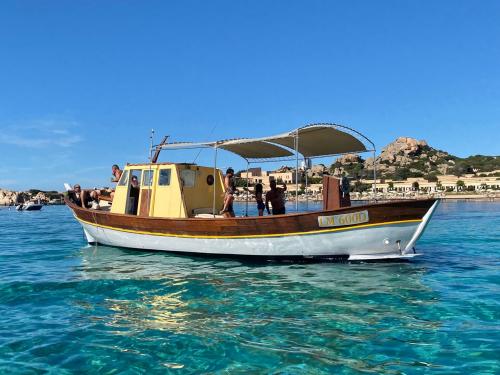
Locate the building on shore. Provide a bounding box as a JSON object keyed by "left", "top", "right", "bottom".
{"left": 237, "top": 167, "right": 499, "bottom": 201}
{"left": 361, "top": 174, "right": 500, "bottom": 194}
{"left": 240, "top": 168, "right": 299, "bottom": 186}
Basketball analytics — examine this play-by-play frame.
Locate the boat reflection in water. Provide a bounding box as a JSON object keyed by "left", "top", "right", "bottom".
{"left": 76, "top": 244, "right": 440, "bottom": 343}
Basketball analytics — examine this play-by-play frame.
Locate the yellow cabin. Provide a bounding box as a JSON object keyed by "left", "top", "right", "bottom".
{"left": 110, "top": 163, "right": 225, "bottom": 218}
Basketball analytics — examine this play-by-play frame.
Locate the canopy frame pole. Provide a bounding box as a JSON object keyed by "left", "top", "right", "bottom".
{"left": 305, "top": 159, "right": 308, "bottom": 211}
{"left": 245, "top": 159, "right": 250, "bottom": 217}
{"left": 212, "top": 145, "right": 218, "bottom": 217}
{"left": 372, "top": 149, "right": 377, "bottom": 201}
{"left": 295, "top": 130, "right": 299, "bottom": 212}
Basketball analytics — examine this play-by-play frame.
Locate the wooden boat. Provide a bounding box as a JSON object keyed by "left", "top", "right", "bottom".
{"left": 66, "top": 124, "right": 439, "bottom": 260}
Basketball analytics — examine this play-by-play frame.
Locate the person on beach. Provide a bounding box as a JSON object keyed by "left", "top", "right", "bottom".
{"left": 255, "top": 183, "right": 265, "bottom": 216}
{"left": 265, "top": 179, "right": 287, "bottom": 215}
{"left": 221, "top": 168, "right": 236, "bottom": 217}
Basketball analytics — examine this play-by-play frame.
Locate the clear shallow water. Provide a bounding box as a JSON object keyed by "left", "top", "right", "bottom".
{"left": 0, "top": 202, "right": 498, "bottom": 374}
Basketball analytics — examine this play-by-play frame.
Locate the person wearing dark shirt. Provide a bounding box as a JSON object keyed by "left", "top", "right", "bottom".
{"left": 129, "top": 175, "right": 140, "bottom": 215}
{"left": 68, "top": 184, "right": 93, "bottom": 208}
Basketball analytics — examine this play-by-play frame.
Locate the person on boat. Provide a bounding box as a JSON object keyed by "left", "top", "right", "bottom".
{"left": 68, "top": 184, "right": 94, "bottom": 208}
{"left": 255, "top": 183, "right": 265, "bottom": 216}
{"left": 265, "top": 179, "right": 287, "bottom": 215}
{"left": 130, "top": 175, "right": 140, "bottom": 189}
{"left": 110, "top": 164, "right": 122, "bottom": 199}
{"left": 128, "top": 175, "right": 140, "bottom": 214}
{"left": 221, "top": 168, "right": 236, "bottom": 217}
{"left": 111, "top": 164, "right": 122, "bottom": 183}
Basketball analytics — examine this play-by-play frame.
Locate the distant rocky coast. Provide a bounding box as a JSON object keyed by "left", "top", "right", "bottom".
{"left": 1, "top": 137, "right": 498, "bottom": 206}
{"left": 0, "top": 189, "right": 64, "bottom": 206}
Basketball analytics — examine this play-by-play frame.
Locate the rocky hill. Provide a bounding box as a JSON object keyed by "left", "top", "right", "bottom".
{"left": 332, "top": 137, "right": 499, "bottom": 180}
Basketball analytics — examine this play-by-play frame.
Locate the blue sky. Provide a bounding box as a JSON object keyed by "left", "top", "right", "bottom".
{"left": 1, "top": 0, "right": 499, "bottom": 191}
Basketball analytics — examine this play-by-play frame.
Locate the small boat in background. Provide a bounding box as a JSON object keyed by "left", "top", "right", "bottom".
{"left": 16, "top": 201, "right": 43, "bottom": 211}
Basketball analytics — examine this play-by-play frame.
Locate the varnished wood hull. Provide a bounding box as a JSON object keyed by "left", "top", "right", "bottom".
{"left": 66, "top": 198, "right": 439, "bottom": 259}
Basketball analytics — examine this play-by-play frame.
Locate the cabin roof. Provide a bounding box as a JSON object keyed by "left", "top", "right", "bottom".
{"left": 125, "top": 162, "right": 195, "bottom": 167}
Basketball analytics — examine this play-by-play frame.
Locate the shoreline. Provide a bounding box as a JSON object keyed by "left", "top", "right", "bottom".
{"left": 235, "top": 194, "right": 499, "bottom": 203}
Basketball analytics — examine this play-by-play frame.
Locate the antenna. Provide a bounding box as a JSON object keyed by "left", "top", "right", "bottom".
{"left": 146, "top": 129, "right": 155, "bottom": 217}
{"left": 149, "top": 129, "right": 155, "bottom": 162}
{"left": 193, "top": 124, "right": 217, "bottom": 164}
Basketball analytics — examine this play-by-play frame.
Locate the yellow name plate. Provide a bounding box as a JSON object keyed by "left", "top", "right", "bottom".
{"left": 318, "top": 210, "right": 369, "bottom": 228}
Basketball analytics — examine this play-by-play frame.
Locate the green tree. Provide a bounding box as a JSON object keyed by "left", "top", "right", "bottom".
{"left": 456, "top": 180, "right": 465, "bottom": 191}
{"left": 309, "top": 177, "right": 323, "bottom": 184}
{"left": 452, "top": 163, "right": 468, "bottom": 177}
{"left": 352, "top": 181, "right": 371, "bottom": 193}
{"left": 235, "top": 177, "right": 252, "bottom": 187}
{"left": 426, "top": 174, "right": 438, "bottom": 182}
{"left": 394, "top": 168, "right": 411, "bottom": 181}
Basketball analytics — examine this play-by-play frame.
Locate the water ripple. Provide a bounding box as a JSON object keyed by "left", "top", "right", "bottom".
{"left": 0, "top": 203, "right": 499, "bottom": 373}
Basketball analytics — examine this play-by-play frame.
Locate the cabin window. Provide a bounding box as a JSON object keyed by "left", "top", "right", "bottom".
{"left": 181, "top": 169, "right": 196, "bottom": 188}
{"left": 206, "top": 175, "right": 214, "bottom": 186}
{"left": 143, "top": 170, "right": 154, "bottom": 187}
{"left": 118, "top": 170, "right": 129, "bottom": 186}
{"left": 158, "top": 169, "right": 171, "bottom": 186}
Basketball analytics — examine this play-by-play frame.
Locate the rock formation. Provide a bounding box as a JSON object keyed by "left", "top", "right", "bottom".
{"left": 327, "top": 136, "right": 490, "bottom": 180}
{"left": 32, "top": 192, "right": 49, "bottom": 203}
{"left": 0, "top": 189, "right": 24, "bottom": 205}
{"left": 336, "top": 154, "right": 363, "bottom": 164}
{"left": 307, "top": 164, "right": 327, "bottom": 178}
{"left": 360, "top": 137, "right": 457, "bottom": 178}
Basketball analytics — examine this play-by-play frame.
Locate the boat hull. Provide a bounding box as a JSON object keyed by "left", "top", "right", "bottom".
{"left": 67, "top": 198, "right": 439, "bottom": 260}
{"left": 24, "top": 204, "right": 43, "bottom": 211}
{"left": 81, "top": 220, "right": 424, "bottom": 260}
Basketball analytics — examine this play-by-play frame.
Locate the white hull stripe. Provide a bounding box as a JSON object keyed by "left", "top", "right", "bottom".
{"left": 74, "top": 215, "right": 422, "bottom": 240}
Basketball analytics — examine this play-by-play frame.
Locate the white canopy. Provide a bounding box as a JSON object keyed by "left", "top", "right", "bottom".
{"left": 219, "top": 140, "right": 294, "bottom": 159}
{"left": 160, "top": 123, "right": 374, "bottom": 160}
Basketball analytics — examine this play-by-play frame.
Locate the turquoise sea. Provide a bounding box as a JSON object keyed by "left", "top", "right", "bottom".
{"left": 0, "top": 201, "right": 498, "bottom": 374}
